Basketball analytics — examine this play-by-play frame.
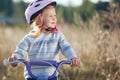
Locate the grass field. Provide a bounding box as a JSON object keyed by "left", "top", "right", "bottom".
{"left": 0, "top": 16, "right": 120, "bottom": 80}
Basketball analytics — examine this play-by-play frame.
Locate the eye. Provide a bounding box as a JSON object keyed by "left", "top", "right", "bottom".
{"left": 49, "top": 15, "right": 52, "bottom": 17}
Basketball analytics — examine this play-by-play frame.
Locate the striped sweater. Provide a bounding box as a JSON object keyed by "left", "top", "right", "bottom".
{"left": 12, "top": 30, "right": 77, "bottom": 79}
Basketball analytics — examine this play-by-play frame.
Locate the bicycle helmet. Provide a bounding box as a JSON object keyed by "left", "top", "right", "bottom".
{"left": 25, "top": 0, "right": 56, "bottom": 24}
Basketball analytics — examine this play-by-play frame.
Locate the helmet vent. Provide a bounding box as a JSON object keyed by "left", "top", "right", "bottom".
{"left": 29, "top": 2, "right": 33, "bottom": 6}
{"left": 35, "top": 4, "right": 40, "bottom": 7}
{"left": 36, "top": 0, "right": 43, "bottom": 2}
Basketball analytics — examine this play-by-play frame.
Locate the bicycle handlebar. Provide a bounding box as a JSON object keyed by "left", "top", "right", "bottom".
{"left": 3, "top": 59, "right": 72, "bottom": 80}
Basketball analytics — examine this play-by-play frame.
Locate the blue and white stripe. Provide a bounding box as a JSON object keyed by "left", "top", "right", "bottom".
{"left": 12, "top": 30, "right": 77, "bottom": 79}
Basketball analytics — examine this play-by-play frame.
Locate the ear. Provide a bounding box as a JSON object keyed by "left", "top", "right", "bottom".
{"left": 39, "top": 13, "right": 43, "bottom": 22}
{"left": 35, "top": 13, "right": 44, "bottom": 27}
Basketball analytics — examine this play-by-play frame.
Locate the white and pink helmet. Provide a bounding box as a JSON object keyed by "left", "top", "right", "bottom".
{"left": 25, "top": 0, "right": 56, "bottom": 24}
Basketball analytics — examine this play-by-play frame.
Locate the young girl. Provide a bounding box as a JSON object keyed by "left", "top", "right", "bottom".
{"left": 8, "top": 0, "right": 80, "bottom": 80}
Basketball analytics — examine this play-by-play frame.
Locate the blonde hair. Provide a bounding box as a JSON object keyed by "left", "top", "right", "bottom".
{"left": 29, "top": 5, "right": 55, "bottom": 38}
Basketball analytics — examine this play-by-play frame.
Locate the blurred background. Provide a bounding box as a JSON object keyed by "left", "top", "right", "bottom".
{"left": 0, "top": 0, "right": 120, "bottom": 80}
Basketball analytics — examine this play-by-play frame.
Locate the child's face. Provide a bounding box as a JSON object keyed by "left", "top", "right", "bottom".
{"left": 42, "top": 6, "right": 57, "bottom": 28}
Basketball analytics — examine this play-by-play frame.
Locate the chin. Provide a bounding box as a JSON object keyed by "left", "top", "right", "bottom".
{"left": 50, "top": 26, "right": 56, "bottom": 28}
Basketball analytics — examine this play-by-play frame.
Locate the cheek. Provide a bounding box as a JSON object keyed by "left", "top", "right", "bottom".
{"left": 44, "top": 18, "right": 51, "bottom": 24}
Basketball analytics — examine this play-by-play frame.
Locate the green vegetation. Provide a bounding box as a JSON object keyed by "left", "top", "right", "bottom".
{"left": 0, "top": 0, "right": 13, "bottom": 17}
{"left": 0, "top": 0, "right": 111, "bottom": 24}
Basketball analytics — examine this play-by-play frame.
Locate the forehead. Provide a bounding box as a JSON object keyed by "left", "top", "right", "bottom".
{"left": 42, "top": 6, "right": 56, "bottom": 15}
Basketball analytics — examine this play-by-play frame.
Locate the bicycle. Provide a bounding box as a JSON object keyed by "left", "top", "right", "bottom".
{"left": 3, "top": 59, "right": 72, "bottom": 80}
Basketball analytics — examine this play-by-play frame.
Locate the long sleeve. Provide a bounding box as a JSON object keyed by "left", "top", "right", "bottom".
{"left": 12, "top": 35, "right": 30, "bottom": 59}
{"left": 58, "top": 32, "right": 77, "bottom": 60}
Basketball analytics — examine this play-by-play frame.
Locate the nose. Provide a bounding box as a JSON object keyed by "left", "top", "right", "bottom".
{"left": 53, "top": 16, "right": 57, "bottom": 21}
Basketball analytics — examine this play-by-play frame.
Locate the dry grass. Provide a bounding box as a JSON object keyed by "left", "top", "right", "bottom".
{"left": 0, "top": 26, "right": 28, "bottom": 80}
{"left": 0, "top": 25, "right": 120, "bottom": 80}
{"left": 0, "top": 7, "right": 120, "bottom": 80}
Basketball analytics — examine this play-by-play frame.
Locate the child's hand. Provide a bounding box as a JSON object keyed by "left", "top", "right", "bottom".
{"left": 8, "top": 56, "right": 18, "bottom": 67}
{"left": 71, "top": 58, "right": 80, "bottom": 67}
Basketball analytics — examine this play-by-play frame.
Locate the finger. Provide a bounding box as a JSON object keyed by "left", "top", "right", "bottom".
{"left": 76, "top": 61, "right": 80, "bottom": 66}
{"left": 11, "top": 57, "right": 18, "bottom": 67}
{"left": 72, "top": 59, "right": 77, "bottom": 67}
{"left": 72, "top": 59, "right": 80, "bottom": 67}
{"left": 8, "top": 57, "right": 14, "bottom": 62}
{"left": 13, "top": 56, "right": 17, "bottom": 60}
{"left": 76, "top": 59, "right": 80, "bottom": 66}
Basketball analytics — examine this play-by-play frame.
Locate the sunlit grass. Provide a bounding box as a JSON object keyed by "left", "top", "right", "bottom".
{"left": 0, "top": 15, "right": 120, "bottom": 80}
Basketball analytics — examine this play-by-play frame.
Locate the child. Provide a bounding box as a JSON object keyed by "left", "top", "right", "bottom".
{"left": 8, "top": 0, "right": 80, "bottom": 80}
